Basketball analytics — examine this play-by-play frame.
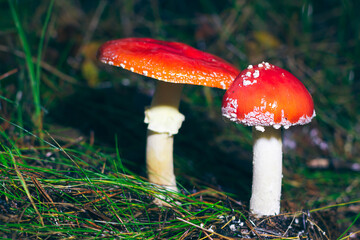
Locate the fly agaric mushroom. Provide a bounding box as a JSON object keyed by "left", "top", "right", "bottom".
{"left": 222, "top": 62, "right": 315, "bottom": 216}
{"left": 97, "top": 38, "right": 240, "bottom": 192}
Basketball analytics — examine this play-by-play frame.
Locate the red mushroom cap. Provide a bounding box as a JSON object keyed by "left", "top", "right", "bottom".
{"left": 222, "top": 62, "right": 315, "bottom": 129}
{"left": 97, "top": 38, "right": 240, "bottom": 89}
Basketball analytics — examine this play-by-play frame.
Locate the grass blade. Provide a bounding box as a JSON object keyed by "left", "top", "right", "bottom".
{"left": 8, "top": 149, "right": 44, "bottom": 226}
{"left": 35, "top": 0, "right": 55, "bottom": 83}
{"left": 8, "top": 0, "right": 41, "bottom": 128}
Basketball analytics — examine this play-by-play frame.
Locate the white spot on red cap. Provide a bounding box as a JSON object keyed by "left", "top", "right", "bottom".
{"left": 264, "top": 62, "right": 271, "bottom": 69}
{"left": 255, "top": 126, "right": 265, "bottom": 132}
{"left": 243, "top": 79, "right": 257, "bottom": 86}
{"left": 120, "top": 63, "right": 125, "bottom": 68}
{"left": 221, "top": 98, "right": 238, "bottom": 122}
{"left": 220, "top": 81, "right": 226, "bottom": 89}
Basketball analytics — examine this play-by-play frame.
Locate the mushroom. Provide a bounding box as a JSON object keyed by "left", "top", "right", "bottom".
{"left": 222, "top": 62, "right": 315, "bottom": 216}
{"left": 97, "top": 38, "right": 240, "bottom": 192}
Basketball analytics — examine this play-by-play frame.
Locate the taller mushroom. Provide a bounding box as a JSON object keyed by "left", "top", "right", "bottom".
{"left": 222, "top": 62, "right": 315, "bottom": 216}
{"left": 98, "top": 38, "right": 240, "bottom": 192}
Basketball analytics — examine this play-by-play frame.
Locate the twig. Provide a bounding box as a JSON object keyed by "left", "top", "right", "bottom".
{"left": 202, "top": 230, "right": 214, "bottom": 240}
{"left": 31, "top": 176, "right": 57, "bottom": 209}
{"left": 222, "top": 215, "right": 236, "bottom": 229}
{"left": 307, "top": 219, "right": 330, "bottom": 240}
{"left": 154, "top": 208, "right": 169, "bottom": 239}
{"left": 109, "top": 204, "right": 130, "bottom": 233}
{"left": 17, "top": 203, "right": 31, "bottom": 224}
{"left": 338, "top": 230, "right": 360, "bottom": 240}
{"left": 0, "top": 44, "right": 78, "bottom": 84}
{"left": 84, "top": 191, "right": 122, "bottom": 206}
{"left": 245, "top": 218, "right": 263, "bottom": 239}
{"left": 31, "top": 176, "right": 60, "bottom": 226}
{"left": 178, "top": 228, "right": 191, "bottom": 240}
{"left": 10, "top": 153, "right": 44, "bottom": 226}
{"left": 0, "top": 68, "right": 18, "bottom": 80}
{"left": 176, "top": 217, "right": 234, "bottom": 240}
{"left": 202, "top": 215, "right": 236, "bottom": 240}
{"left": 283, "top": 214, "right": 297, "bottom": 237}
{"left": 74, "top": 0, "right": 107, "bottom": 63}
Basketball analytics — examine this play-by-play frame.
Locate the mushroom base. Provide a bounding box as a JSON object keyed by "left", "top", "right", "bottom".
{"left": 146, "top": 130, "right": 178, "bottom": 192}
{"left": 250, "top": 126, "right": 282, "bottom": 216}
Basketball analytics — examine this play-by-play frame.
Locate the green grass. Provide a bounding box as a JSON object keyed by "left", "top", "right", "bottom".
{"left": 0, "top": 139, "right": 249, "bottom": 239}
{"left": 0, "top": 0, "right": 359, "bottom": 239}
{"left": 0, "top": 139, "right": 339, "bottom": 239}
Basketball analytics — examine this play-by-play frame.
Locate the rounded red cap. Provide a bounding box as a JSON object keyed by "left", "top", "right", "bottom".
{"left": 97, "top": 38, "right": 240, "bottom": 89}
{"left": 222, "top": 62, "right": 315, "bottom": 129}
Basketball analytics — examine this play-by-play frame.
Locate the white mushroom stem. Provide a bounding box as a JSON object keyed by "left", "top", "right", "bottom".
{"left": 144, "top": 81, "right": 184, "bottom": 192}
{"left": 250, "top": 126, "right": 283, "bottom": 216}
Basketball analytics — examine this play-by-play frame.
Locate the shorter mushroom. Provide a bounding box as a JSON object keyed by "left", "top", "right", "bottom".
{"left": 97, "top": 38, "right": 240, "bottom": 192}
{"left": 222, "top": 62, "right": 315, "bottom": 216}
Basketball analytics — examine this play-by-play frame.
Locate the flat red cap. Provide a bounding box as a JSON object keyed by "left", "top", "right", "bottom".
{"left": 97, "top": 38, "right": 240, "bottom": 89}
{"left": 222, "top": 62, "right": 315, "bottom": 129}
